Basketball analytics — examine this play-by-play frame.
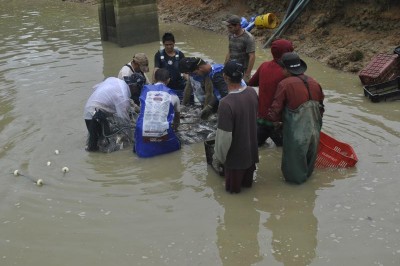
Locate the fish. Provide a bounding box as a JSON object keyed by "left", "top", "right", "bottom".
{"left": 92, "top": 104, "right": 218, "bottom": 152}
{"left": 176, "top": 106, "right": 217, "bottom": 145}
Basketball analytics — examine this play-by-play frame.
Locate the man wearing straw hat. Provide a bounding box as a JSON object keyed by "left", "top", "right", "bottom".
{"left": 267, "top": 52, "right": 325, "bottom": 184}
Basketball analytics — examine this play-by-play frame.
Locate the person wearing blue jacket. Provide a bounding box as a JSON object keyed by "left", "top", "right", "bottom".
{"left": 179, "top": 57, "right": 229, "bottom": 119}
{"left": 134, "top": 69, "right": 181, "bottom": 158}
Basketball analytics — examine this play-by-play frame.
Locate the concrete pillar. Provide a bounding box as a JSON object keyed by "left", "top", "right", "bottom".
{"left": 98, "top": 0, "right": 159, "bottom": 47}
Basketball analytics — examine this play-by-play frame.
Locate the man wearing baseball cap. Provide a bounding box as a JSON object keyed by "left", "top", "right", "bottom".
{"left": 179, "top": 57, "right": 229, "bottom": 120}
{"left": 267, "top": 52, "right": 325, "bottom": 184}
{"left": 118, "top": 52, "right": 150, "bottom": 84}
{"left": 223, "top": 14, "right": 255, "bottom": 82}
{"left": 214, "top": 60, "right": 259, "bottom": 193}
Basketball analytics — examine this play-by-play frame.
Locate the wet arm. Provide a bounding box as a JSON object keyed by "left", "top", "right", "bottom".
{"left": 266, "top": 84, "right": 286, "bottom": 122}
{"left": 116, "top": 100, "right": 132, "bottom": 124}
{"left": 319, "top": 85, "right": 325, "bottom": 117}
{"left": 214, "top": 102, "right": 233, "bottom": 164}
{"left": 182, "top": 78, "right": 193, "bottom": 106}
{"left": 173, "top": 112, "right": 180, "bottom": 130}
{"left": 152, "top": 68, "right": 159, "bottom": 83}
{"left": 245, "top": 52, "right": 255, "bottom": 79}
{"left": 172, "top": 95, "right": 180, "bottom": 129}
{"left": 214, "top": 129, "right": 232, "bottom": 164}
{"left": 248, "top": 66, "right": 260, "bottom": 86}
{"left": 212, "top": 72, "right": 228, "bottom": 98}
{"left": 204, "top": 76, "right": 216, "bottom": 108}
{"left": 224, "top": 52, "right": 230, "bottom": 64}
{"left": 152, "top": 52, "right": 161, "bottom": 83}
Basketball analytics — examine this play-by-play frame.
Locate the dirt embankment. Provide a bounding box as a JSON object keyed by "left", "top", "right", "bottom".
{"left": 158, "top": 0, "right": 400, "bottom": 73}
{"left": 73, "top": 0, "right": 400, "bottom": 73}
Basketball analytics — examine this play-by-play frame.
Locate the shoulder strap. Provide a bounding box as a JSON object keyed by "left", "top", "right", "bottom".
{"left": 159, "top": 49, "right": 166, "bottom": 63}
{"left": 174, "top": 49, "right": 181, "bottom": 59}
{"left": 297, "top": 75, "right": 312, "bottom": 100}
{"left": 125, "top": 64, "right": 135, "bottom": 73}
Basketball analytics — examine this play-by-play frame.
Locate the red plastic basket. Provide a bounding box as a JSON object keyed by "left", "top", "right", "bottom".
{"left": 315, "top": 132, "right": 358, "bottom": 168}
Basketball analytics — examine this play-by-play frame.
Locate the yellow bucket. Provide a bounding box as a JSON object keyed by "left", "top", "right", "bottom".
{"left": 254, "top": 13, "right": 278, "bottom": 29}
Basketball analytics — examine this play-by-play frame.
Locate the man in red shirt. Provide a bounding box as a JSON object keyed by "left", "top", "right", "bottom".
{"left": 267, "top": 52, "right": 324, "bottom": 184}
{"left": 248, "top": 39, "right": 294, "bottom": 147}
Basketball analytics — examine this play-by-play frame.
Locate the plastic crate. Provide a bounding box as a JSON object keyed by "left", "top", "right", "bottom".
{"left": 395, "top": 46, "right": 400, "bottom": 55}
{"left": 364, "top": 76, "right": 400, "bottom": 102}
{"left": 315, "top": 132, "right": 358, "bottom": 168}
{"left": 359, "top": 53, "right": 399, "bottom": 85}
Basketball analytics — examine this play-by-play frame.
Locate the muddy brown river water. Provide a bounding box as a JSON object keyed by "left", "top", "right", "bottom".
{"left": 0, "top": 1, "right": 399, "bottom": 265}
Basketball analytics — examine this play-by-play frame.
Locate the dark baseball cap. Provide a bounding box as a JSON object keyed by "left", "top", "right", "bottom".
{"left": 279, "top": 52, "right": 307, "bottom": 75}
{"left": 179, "top": 57, "right": 204, "bottom": 73}
{"left": 223, "top": 60, "right": 244, "bottom": 80}
{"left": 123, "top": 73, "right": 145, "bottom": 88}
{"left": 223, "top": 15, "right": 241, "bottom": 25}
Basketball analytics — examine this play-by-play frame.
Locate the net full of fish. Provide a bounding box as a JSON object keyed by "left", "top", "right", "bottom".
{"left": 90, "top": 101, "right": 217, "bottom": 153}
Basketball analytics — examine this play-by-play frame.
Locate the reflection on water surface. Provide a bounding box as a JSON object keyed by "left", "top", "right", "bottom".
{"left": 0, "top": 1, "right": 399, "bottom": 266}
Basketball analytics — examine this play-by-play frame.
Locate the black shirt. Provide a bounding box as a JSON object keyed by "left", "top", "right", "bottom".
{"left": 154, "top": 49, "right": 185, "bottom": 91}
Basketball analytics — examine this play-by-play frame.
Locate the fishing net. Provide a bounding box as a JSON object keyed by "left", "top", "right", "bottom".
{"left": 88, "top": 103, "right": 218, "bottom": 153}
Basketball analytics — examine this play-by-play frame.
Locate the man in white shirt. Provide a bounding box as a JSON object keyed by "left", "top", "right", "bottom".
{"left": 83, "top": 73, "right": 145, "bottom": 152}
{"left": 118, "top": 53, "right": 150, "bottom": 83}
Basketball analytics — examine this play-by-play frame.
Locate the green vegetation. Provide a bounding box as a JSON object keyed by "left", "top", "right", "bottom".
{"left": 348, "top": 50, "right": 364, "bottom": 62}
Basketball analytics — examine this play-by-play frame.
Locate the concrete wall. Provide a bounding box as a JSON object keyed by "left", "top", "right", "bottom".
{"left": 98, "top": 0, "right": 159, "bottom": 47}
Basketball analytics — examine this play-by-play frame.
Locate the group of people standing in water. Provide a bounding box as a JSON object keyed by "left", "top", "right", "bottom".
{"left": 83, "top": 14, "right": 325, "bottom": 193}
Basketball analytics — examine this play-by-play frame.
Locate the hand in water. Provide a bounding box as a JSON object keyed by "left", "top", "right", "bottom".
{"left": 200, "top": 105, "right": 213, "bottom": 120}
{"left": 212, "top": 154, "right": 224, "bottom": 176}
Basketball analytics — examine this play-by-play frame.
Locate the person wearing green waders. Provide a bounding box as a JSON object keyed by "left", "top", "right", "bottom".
{"left": 266, "top": 52, "right": 325, "bottom": 184}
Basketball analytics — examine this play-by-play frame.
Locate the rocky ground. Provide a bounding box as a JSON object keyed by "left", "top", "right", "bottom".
{"left": 72, "top": 0, "right": 400, "bottom": 73}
